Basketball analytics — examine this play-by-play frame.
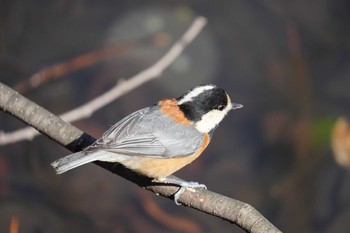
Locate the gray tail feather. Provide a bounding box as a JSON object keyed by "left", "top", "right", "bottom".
{"left": 51, "top": 152, "right": 98, "bottom": 174}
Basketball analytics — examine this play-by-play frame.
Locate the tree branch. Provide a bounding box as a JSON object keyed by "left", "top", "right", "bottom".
{"left": 0, "top": 16, "right": 282, "bottom": 233}
{"left": 0, "top": 82, "right": 282, "bottom": 233}
{"left": 0, "top": 16, "right": 206, "bottom": 145}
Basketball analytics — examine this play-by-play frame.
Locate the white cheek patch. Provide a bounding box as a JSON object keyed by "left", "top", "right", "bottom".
{"left": 195, "top": 105, "right": 232, "bottom": 133}
{"left": 178, "top": 85, "right": 215, "bottom": 105}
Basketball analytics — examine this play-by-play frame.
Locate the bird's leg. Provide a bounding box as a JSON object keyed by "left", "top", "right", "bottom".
{"left": 152, "top": 176, "right": 207, "bottom": 205}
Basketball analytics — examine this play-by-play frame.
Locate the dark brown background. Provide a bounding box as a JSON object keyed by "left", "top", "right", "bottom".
{"left": 1, "top": 1, "right": 349, "bottom": 232}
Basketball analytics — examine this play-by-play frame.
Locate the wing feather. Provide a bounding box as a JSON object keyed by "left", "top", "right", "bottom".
{"left": 85, "top": 107, "right": 204, "bottom": 158}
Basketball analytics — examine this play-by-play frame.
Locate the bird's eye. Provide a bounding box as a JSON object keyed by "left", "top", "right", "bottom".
{"left": 217, "top": 105, "right": 225, "bottom": 111}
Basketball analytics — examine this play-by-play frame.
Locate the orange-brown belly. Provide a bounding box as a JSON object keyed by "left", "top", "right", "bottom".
{"left": 121, "top": 133, "right": 210, "bottom": 179}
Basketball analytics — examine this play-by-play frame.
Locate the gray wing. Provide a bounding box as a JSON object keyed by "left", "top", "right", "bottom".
{"left": 85, "top": 107, "right": 204, "bottom": 158}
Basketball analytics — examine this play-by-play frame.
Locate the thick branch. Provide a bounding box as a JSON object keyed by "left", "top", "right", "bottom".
{"left": 0, "top": 82, "right": 282, "bottom": 233}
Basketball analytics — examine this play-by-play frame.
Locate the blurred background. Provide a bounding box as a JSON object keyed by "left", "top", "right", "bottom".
{"left": 1, "top": 0, "right": 350, "bottom": 232}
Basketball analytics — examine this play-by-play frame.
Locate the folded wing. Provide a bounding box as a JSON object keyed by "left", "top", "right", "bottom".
{"left": 85, "top": 107, "right": 203, "bottom": 158}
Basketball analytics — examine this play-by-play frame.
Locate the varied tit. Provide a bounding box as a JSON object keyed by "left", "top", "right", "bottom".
{"left": 51, "top": 84, "right": 243, "bottom": 204}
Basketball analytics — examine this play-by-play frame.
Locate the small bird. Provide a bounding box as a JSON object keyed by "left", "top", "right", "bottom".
{"left": 51, "top": 84, "right": 242, "bottom": 204}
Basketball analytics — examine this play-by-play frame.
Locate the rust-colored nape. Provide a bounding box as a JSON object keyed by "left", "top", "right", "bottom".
{"left": 159, "top": 99, "right": 192, "bottom": 125}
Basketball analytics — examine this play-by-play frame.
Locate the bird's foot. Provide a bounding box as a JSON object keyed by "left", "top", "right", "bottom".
{"left": 153, "top": 176, "right": 207, "bottom": 205}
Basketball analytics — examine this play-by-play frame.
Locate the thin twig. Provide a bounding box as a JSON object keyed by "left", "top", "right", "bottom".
{"left": 13, "top": 41, "right": 136, "bottom": 93}
{"left": 0, "top": 17, "right": 207, "bottom": 146}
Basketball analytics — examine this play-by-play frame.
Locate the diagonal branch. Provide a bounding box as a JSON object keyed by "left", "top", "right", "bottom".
{"left": 0, "top": 16, "right": 282, "bottom": 232}
{"left": 0, "top": 81, "right": 282, "bottom": 233}
{"left": 0, "top": 16, "right": 206, "bottom": 146}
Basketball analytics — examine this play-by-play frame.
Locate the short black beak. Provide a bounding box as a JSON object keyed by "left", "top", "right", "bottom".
{"left": 232, "top": 103, "right": 243, "bottom": 110}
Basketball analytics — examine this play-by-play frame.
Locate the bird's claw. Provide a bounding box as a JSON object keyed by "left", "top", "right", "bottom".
{"left": 152, "top": 177, "right": 207, "bottom": 205}
{"left": 173, "top": 182, "right": 207, "bottom": 205}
